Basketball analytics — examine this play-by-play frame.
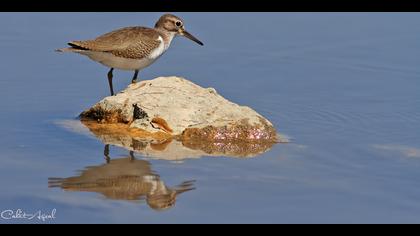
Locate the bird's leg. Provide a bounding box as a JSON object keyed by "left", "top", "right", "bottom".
{"left": 129, "top": 151, "right": 135, "bottom": 161}
{"left": 104, "top": 144, "right": 111, "bottom": 164}
{"left": 107, "top": 68, "right": 115, "bottom": 96}
{"left": 132, "top": 70, "right": 139, "bottom": 84}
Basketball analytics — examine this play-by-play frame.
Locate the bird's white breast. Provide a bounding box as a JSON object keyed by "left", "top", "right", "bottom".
{"left": 148, "top": 36, "right": 166, "bottom": 60}
{"left": 82, "top": 51, "right": 155, "bottom": 71}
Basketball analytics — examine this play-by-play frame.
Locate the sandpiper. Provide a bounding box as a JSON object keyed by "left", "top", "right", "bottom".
{"left": 56, "top": 14, "right": 203, "bottom": 96}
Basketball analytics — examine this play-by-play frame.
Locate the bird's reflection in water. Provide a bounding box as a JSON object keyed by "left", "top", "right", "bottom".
{"left": 49, "top": 145, "right": 195, "bottom": 211}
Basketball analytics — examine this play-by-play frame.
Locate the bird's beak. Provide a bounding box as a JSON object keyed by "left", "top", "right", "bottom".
{"left": 179, "top": 29, "right": 203, "bottom": 46}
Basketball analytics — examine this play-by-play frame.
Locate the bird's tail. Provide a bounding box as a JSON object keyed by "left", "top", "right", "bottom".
{"left": 55, "top": 47, "right": 76, "bottom": 52}
{"left": 56, "top": 42, "right": 91, "bottom": 53}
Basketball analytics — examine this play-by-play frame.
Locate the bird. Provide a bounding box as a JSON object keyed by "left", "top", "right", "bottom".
{"left": 56, "top": 14, "right": 203, "bottom": 96}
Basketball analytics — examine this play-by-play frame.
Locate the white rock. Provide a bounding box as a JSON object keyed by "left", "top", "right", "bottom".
{"left": 80, "top": 76, "right": 278, "bottom": 142}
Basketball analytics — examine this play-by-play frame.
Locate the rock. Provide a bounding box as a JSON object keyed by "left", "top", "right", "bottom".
{"left": 80, "top": 76, "right": 279, "bottom": 143}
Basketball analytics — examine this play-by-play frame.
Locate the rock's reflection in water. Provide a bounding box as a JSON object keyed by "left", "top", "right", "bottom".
{"left": 80, "top": 120, "right": 277, "bottom": 160}
{"left": 49, "top": 150, "right": 195, "bottom": 211}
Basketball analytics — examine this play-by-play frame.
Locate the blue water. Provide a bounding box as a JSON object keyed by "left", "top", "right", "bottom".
{"left": 1, "top": 13, "right": 420, "bottom": 223}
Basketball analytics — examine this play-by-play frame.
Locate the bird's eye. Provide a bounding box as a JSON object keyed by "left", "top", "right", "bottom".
{"left": 175, "top": 21, "right": 182, "bottom": 27}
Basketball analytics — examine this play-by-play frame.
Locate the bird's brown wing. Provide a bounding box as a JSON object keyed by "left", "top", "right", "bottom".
{"left": 68, "top": 27, "right": 162, "bottom": 59}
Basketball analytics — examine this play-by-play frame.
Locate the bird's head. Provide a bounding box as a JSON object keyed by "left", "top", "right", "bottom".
{"left": 155, "top": 14, "right": 204, "bottom": 46}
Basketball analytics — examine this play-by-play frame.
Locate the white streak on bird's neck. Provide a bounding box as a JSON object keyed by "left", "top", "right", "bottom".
{"left": 156, "top": 29, "right": 176, "bottom": 50}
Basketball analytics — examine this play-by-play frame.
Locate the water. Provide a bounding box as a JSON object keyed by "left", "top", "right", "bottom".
{"left": 1, "top": 13, "right": 420, "bottom": 223}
